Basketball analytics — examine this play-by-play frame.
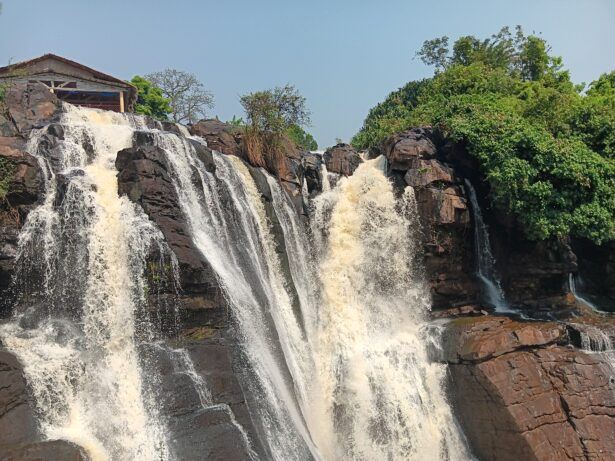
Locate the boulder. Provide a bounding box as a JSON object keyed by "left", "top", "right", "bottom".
{"left": 443, "top": 316, "right": 615, "bottom": 461}
{"left": 381, "top": 127, "right": 437, "bottom": 171}
{"left": 1, "top": 83, "right": 62, "bottom": 137}
{"left": 0, "top": 440, "right": 89, "bottom": 461}
{"left": 323, "top": 144, "right": 362, "bottom": 176}
{"left": 0, "top": 350, "right": 39, "bottom": 447}
{"left": 301, "top": 152, "right": 323, "bottom": 194}
{"left": 189, "top": 119, "right": 243, "bottom": 158}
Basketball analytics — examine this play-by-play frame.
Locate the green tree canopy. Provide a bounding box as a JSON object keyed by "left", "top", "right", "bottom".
{"left": 353, "top": 27, "right": 615, "bottom": 245}
{"left": 130, "top": 76, "right": 172, "bottom": 120}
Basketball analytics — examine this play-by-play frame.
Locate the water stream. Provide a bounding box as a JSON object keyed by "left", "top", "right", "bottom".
{"left": 464, "top": 179, "right": 510, "bottom": 313}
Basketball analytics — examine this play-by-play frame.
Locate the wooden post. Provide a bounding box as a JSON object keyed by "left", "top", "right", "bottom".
{"left": 119, "top": 91, "right": 125, "bottom": 113}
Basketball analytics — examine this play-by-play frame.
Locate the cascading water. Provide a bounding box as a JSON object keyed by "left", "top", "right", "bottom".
{"left": 0, "top": 107, "right": 180, "bottom": 461}
{"left": 569, "top": 273, "right": 601, "bottom": 312}
{"left": 464, "top": 179, "right": 510, "bottom": 313}
{"left": 152, "top": 128, "right": 471, "bottom": 459}
{"left": 2, "top": 103, "right": 472, "bottom": 460}
{"left": 308, "top": 159, "right": 470, "bottom": 460}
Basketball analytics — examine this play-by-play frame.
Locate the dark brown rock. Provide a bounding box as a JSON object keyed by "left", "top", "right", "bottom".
{"left": 0, "top": 140, "right": 43, "bottom": 314}
{"left": 381, "top": 127, "right": 437, "bottom": 171}
{"left": 0, "top": 350, "right": 39, "bottom": 447}
{"left": 0, "top": 440, "right": 89, "bottom": 461}
{"left": 115, "top": 144, "right": 224, "bottom": 305}
{"left": 444, "top": 316, "right": 615, "bottom": 461}
{"left": 381, "top": 128, "right": 477, "bottom": 309}
{"left": 189, "top": 119, "right": 243, "bottom": 158}
{"left": 323, "top": 143, "right": 362, "bottom": 176}
{"left": 1, "top": 83, "right": 61, "bottom": 137}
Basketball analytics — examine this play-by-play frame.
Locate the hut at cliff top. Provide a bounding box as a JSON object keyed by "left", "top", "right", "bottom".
{"left": 0, "top": 53, "right": 137, "bottom": 113}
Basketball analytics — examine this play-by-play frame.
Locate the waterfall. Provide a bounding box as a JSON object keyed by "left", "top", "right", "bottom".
{"left": 464, "top": 179, "right": 510, "bottom": 312}
{"left": 569, "top": 273, "right": 601, "bottom": 312}
{"left": 309, "top": 159, "right": 470, "bottom": 460}
{"left": 570, "top": 323, "right": 615, "bottom": 382}
{"left": 320, "top": 162, "right": 331, "bottom": 192}
{"left": 0, "top": 107, "right": 181, "bottom": 461}
{"left": 1, "top": 105, "right": 472, "bottom": 460}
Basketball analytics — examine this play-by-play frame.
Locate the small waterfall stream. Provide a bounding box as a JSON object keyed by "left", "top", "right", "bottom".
{"left": 464, "top": 179, "right": 510, "bottom": 313}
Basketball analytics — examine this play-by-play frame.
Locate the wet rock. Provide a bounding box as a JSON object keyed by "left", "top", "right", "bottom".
{"left": 0, "top": 440, "right": 89, "bottom": 461}
{"left": 0, "top": 139, "right": 43, "bottom": 314}
{"left": 116, "top": 145, "right": 224, "bottom": 307}
{"left": 443, "top": 316, "right": 615, "bottom": 461}
{"left": 323, "top": 143, "right": 362, "bottom": 176}
{"left": 0, "top": 350, "right": 39, "bottom": 447}
{"left": 301, "top": 152, "right": 322, "bottom": 194}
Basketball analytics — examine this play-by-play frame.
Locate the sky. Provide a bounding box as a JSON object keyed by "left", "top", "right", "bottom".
{"left": 1, "top": 0, "right": 614, "bottom": 148}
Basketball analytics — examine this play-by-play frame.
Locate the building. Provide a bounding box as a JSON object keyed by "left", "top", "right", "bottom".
{"left": 0, "top": 54, "right": 137, "bottom": 113}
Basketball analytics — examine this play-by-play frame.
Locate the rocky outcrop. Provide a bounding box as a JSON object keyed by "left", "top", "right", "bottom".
{"left": 323, "top": 143, "right": 362, "bottom": 176}
{"left": 189, "top": 119, "right": 244, "bottom": 158}
{"left": 115, "top": 138, "right": 265, "bottom": 458}
{"left": 0, "top": 349, "right": 39, "bottom": 447}
{"left": 381, "top": 127, "right": 477, "bottom": 309}
{"left": 0, "top": 84, "right": 56, "bottom": 314}
{"left": 442, "top": 316, "right": 615, "bottom": 461}
{"left": 116, "top": 140, "right": 224, "bottom": 306}
{"left": 0, "top": 441, "right": 89, "bottom": 461}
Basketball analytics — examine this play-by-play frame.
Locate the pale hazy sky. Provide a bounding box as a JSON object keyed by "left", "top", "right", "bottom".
{"left": 1, "top": 0, "right": 613, "bottom": 147}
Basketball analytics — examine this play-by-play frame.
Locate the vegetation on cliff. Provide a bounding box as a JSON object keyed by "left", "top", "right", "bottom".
{"left": 353, "top": 27, "right": 615, "bottom": 244}
{"left": 239, "top": 84, "right": 312, "bottom": 166}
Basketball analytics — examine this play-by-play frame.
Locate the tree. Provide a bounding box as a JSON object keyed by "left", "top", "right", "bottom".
{"left": 240, "top": 84, "right": 310, "bottom": 134}
{"left": 239, "top": 85, "right": 311, "bottom": 166}
{"left": 130, "top": 76, "right": 172, "bottom": 120}
{"left": 145, "top": 69, "right": 214, "bottom": 124}
{"left": 286, "top": 124, "right": 318, "bottom": 151}
{"left": 353, "top": 27, "right": 615, "bottom": 245}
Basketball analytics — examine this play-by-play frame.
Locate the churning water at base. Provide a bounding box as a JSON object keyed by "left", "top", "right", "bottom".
{"left": 0, "top": 107, "right": 173, "bottom": 460}
{"left": 464, "top": 179, "right": 510, "bottom": 313}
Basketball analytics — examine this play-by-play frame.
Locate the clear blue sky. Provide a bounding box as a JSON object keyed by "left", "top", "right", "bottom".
{"left": 1, "top": 0, "right": 613, "bottom": 147}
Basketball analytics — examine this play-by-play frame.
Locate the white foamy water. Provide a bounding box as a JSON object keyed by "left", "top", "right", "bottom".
{"left": 310, "top": 158, "right": 470, "bottom": 460}
{"left": 0, "top": 107, "right": 170, "bottom": 461}
{"left": 153, "top": 129, "right": 471, "bottom": 459}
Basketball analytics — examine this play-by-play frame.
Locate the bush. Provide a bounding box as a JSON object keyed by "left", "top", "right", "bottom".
{"left": 352, "top": 27, "right": 615, "bottom": 245}
{"left": 131, "top": 76, "right": 172, "bottom": 120}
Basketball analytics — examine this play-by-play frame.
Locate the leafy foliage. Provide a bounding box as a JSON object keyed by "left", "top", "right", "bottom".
{"left": 239, "top": 85, "right": 312, "bottom": 164}
{"left": 286, "top": 124, "right": 318, "bottom": 150}
{"left": 145, "top": 69, "right": 214, "bottom": 124}
{"left": 130, "top": 76, "right": 172, "bottom": 120}
{"left": 353, "top": 27, "right": 615, "bottom": 244}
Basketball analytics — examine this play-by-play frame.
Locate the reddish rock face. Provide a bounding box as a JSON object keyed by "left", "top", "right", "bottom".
{"left": 381, "top": 127, "right": 437, "bottom": 171}
{"left": 323, "top": 143, "right": 362, "bottom": 176}
{"left": 189, "top": 119, "right": 244, "bottom": 159}
{"left": 443, "top": 316, "right": 615, "bottom": 461}
{"left": 381, "top": 127, "right": 478, "bottom": 309}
